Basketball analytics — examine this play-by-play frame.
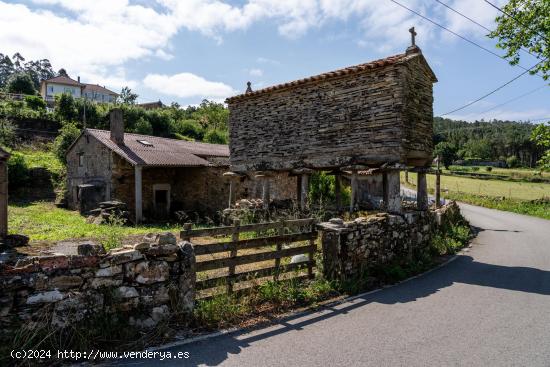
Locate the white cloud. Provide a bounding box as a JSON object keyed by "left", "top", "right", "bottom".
{"left": 143, "top": 72, "right": 237, "bottom": 100}
{"left": 248, "top": 68, "right": 264, "bottom": 77}
{"left": 0, "top": 0, "right": 510, "bottom": 96}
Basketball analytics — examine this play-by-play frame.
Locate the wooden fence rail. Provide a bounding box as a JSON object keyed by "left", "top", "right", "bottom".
{"left": 181, "top": 218, "right": 317, "bottom": 294}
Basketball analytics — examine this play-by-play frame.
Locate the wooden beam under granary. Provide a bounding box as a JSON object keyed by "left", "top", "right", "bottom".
{"left": 226, "top": 32, "right": 437, "bottom": 212}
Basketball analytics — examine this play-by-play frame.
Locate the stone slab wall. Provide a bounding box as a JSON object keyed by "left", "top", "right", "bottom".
{"left": 319, "top": 201, "right": 461, "bottom": 281}
{"left": 227, "top": 52, "right": 435, "bottom": 172}
{"left": 112, "top": 157, "right": 297, "bottom": 220}
{"left": 66, "top": 133, "right": 114, "bottom": 209}
{"left": 0, "top": 233, "right": 195, "bottom": 342}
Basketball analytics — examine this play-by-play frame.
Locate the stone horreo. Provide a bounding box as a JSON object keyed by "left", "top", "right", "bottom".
{"left": 226, "top": 31, "right": 437, "bottom": 213}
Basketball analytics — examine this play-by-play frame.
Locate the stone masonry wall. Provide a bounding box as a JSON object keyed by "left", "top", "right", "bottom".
{"left": 227, "top": 52, "right": 436, "bottom": 172}
{"left": 319, "top": 201, "right": 461, "bottom": 281}
{"left": 0, "top": 233, "right": 195, "bottom": 343}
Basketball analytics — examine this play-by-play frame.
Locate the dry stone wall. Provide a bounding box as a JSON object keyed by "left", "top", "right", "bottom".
{"left": 0, "top": 233, "right": 195, "bottom": 343}
{"left": 319, "top": 201, "right": 461, "bottom": 281}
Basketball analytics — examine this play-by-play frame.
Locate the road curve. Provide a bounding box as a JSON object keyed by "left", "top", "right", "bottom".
{"left": 120, "top": 204, "right": 550, "bottom": 367}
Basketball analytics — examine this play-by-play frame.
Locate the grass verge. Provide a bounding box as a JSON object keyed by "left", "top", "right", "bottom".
{"left": 8, "top": 201, "right": 181, "bottom": 245}
{"left": 444, "top": 192, "right": 550, "bottom": 220}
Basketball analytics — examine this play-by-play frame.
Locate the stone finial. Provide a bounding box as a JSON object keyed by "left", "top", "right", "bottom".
{"left": 245, "top": 81, "right": 253, "bottom": 94}
{"left": 406, "top": 27, "right": 421, "bottom": 55}
{"left": 409, "top": 27, "right": 417, "bottom": 46}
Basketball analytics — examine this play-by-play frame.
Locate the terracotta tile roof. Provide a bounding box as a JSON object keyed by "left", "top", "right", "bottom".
{"left": 42, "top": 75, "right": 84, "bottom": 87}
{"left": 226, "top": 52, "right": 410, "bottom": 103}
{"left": 83, "top": 84, "right": 118, "bottom": 96}
{"left": 85, "top": 129, "right": 229, "bottom": 167}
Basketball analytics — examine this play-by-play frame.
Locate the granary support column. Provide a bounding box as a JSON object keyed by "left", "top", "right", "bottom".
{"left": 223, "top": 172, "right": 241, "bottom": 209}
{"left": 416, "top": 169, "right": 429, "bottom": 210}
{"left": 349, "top": 171, "right": 358, "bottom": 212}
{"left": 134, "top": 165, "right": 143, "bottom": 224}
{"left": 334, "top": 174, "right": 342, "bottom": 212}
{"left": 255, "top": 172, "right": 272, "bottom": 210}
{"left": 382, "top": 167, "right": 402, "bottom": 214}
{"left": 300, "top": 174, "right": 309, "bottom": 210}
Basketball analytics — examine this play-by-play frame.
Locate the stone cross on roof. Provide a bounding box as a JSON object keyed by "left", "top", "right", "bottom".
{"left": 245, "top": 81, "right": 253, "bottom": 94}
{"left": 409, "top": 27, "right": 417, "bottom": 46}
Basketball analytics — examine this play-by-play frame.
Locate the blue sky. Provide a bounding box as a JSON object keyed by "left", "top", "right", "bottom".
{"left": 1, "top": 0, "right": 548, "bottom": 122}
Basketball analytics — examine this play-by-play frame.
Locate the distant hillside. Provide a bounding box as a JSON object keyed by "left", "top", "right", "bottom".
{"left": 433, "top": 117, "right": 544, "bottom": 167}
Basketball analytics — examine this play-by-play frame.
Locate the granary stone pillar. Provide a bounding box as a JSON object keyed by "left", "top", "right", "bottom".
{"left": 334, "top": 174, "right": 342, "bottom": 212}
{"left": 223, "top": 172, "right": 241, "bottom": 209}
{"left": 417, "top": 170, "right": 428, "bottom": 210}
{"left": 300, "top": 174, "right": 309, "bottom": 210}
{"left": 382, "top": 170, "right": 402, "bottom": 214}
{"left": 349, "top": 171, "right": 358, "bottom": 212}
{"left": 135, "top": 165, "right": 143, "bottom": 224}
{"left": 255, "top": 172, "right": 272, "bottom": 209}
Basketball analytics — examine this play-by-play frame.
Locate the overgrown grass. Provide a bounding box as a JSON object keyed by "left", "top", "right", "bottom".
{"left": 193, "top": 277, "right": 337, "bottom": 329}
{"left": 444, "top": 193, "right": 550, "bottom": 220}
{"left": 8, "top": 201, "right": 181, "bottom": 244}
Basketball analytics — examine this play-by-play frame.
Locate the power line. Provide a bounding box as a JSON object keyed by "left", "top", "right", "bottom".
{"left": 478, "top": 84, "right": 548, "bottom": 115}
{"left": 438, "top": 60, "right": 543, "bottom": 116}
{"left": 435, "top": 0, "right": 539, "bottom": 60}
{"left": 388, "top": 0, "right": 533, "bottom": 72}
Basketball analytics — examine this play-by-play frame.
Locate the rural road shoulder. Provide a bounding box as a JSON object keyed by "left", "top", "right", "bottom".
{"left": 113, "top": 204, "right": 550, "bottom": 367}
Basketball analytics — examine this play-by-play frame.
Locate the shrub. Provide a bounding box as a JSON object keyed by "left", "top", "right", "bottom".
{"left": 203, "top": 129, "right": 228, "bottom": 144}
{"left": 133, "top": 117, "right": 153, "bottom": 135}
{"left": 24, "top": 95, "right": 46, "bottom": 111}
{"left": 172, "top": 119, "right": 204, "bottom": 140}
{"left": 7, "top": 153, "right": 30, "bottom": 188}
{"left": 53, "top": 122, "right": 81, "bottom": 163}
{"left": 55, "top": 93, "right": 78, "bottom": 123}
{"left": 485, "top": 166, "right": 493, "bottom": 172}
{"left": 506, "top": 155, "right": 520, "bottom": 168}
{"left": 0, "top": 118, "right": 17, "bottom": 148}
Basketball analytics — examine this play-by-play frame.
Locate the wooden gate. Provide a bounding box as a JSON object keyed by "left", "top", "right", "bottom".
{"left": 181, "top": 218, "right": 317, "bottom": 296}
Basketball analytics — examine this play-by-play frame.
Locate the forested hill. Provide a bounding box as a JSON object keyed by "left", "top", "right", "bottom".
{"left": 433, "top": 117, "right": 544, "bottom": 167}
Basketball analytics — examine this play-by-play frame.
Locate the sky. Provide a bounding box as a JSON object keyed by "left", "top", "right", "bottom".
{"left": 0, "top": 0, "right": 548, "bottom": 122}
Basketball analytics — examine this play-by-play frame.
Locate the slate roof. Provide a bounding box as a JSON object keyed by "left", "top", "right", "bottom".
{"left": 42, "top": 75, "right": 84, "bottom": 87}
{"left": 226, "top": 50, "right": 436, "bottom": 102}
{"left": 83, "top": 84, "right": 118, "bottom": 96}
{"left": 83, "top": 129, "right": 229, "bottom": 167}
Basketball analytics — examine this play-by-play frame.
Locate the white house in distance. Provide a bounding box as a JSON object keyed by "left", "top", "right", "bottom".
{"left": 40, "top": 75, "right": 118, "bottom": 103}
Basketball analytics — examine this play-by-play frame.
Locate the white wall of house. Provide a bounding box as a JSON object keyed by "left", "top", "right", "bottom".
{"left": 44, "top": 83, "right": 82, "bottom": 100}
{"left": 84, "top": 91, "right": 116, "bottom": 103}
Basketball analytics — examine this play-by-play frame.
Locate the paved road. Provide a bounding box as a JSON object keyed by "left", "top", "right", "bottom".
{"left": 120, "top": 204, "right": 550, "bottom": 366}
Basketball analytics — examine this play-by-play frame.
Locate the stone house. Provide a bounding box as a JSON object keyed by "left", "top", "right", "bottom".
{"left": 40, "top": 75, "right": 118, "bottom": 104}
{"left": 66, "top": 110, "right": 296, "bottom": 223}
{"left": 226, "top": 34, "right": 437, "bottom": 213}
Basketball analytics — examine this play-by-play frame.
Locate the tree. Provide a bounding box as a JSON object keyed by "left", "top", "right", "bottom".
{"left": 53, "top": 122, "right": 81, "bottom": 162}
{"left": 0, "top": 53, "right": 14, "bottom": 88}
{"left": 119, "top": 86, "right": 138, "bottom": 104}
{"left": 531, "top": 122, "right": 550, "bottom": 169}
{"left": 55, "top": 93, "right": 78, "bottom": 123}
{"left": 57, "top": 68, "right": 69, "bottom": 77}
{"left": 6, "top": 73, "right": 36, "bottom": 95}
{"left": 434, "top": 142, "right": 457, "bottom": 169}
{"left": 489, "top": 0, "right": 550, "bottom": 79}
{"left": 203, "top": 129, "right": 228, "bottom": 144}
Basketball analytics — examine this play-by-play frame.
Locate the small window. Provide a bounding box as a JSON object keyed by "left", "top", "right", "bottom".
{"left": 78, "top": 153, "right": 84, "bottom": 167}
{"left": 137, "top": 140, "right": 153, "bottom": 147}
